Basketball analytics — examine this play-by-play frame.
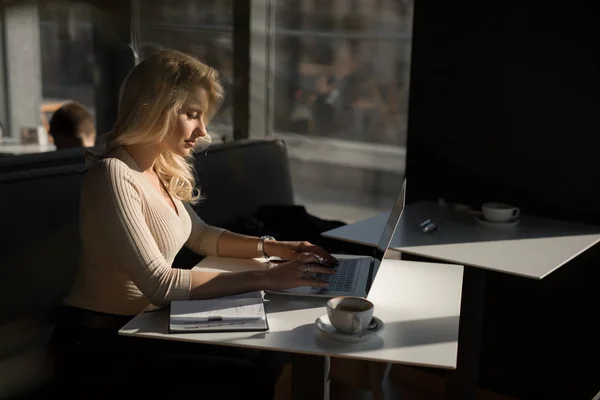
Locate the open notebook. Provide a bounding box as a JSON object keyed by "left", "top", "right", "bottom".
{"left": 169, "top": 291, "right": 268, "bottom": 333}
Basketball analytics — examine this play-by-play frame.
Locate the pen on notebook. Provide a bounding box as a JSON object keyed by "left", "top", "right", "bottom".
{"left": 180, "top": 324, "right": 232, "bottom": 330}
{"left": 178, "top": 320, "right": 261, "bottom": 329}
{"left": 171, "top": 316, "right": 262, "bottom": 323}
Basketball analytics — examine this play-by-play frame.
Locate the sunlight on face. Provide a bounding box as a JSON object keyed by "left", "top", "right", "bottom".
{"left": 164, "top": 88, "right": 211, "bottom": 157}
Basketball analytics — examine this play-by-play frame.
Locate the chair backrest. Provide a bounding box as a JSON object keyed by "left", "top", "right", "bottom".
{"left": 0, "top": 163, "right": 87, "bottom": 321}
{"left": 0, "top": 146, "right": 88, "bottom": 174}
{"left": 190, "top": 139, "right": 295, "bottom": 226}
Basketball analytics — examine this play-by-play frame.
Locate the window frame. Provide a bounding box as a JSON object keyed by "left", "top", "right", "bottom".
{"left": 0, "top": 8, "right": 9, "bottom": 139}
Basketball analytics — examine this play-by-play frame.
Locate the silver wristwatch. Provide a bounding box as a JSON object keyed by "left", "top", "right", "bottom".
{"left": 257, "top": 235, "right": 275, "bottom": 259}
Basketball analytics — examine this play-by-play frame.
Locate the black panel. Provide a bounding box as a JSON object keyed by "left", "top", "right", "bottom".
{"left": 406, "top": 2, "right": 600, "bottom": 399}
{"left": 406, "top": 0, "right": 600, "bottom": 225}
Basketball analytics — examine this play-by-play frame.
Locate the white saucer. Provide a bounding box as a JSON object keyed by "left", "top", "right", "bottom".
{"left": 475, "top": 216, "right": 520, "bottom": 227}
{"left": 315, "top": 314, "right": 384, "bottom": 343}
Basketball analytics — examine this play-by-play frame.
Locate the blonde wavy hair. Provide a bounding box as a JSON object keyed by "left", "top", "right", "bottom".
{"left": 89, "top": 49, "right": 223, "bottom": 203}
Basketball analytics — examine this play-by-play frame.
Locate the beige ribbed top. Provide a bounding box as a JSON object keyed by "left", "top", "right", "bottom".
{"left": 64, "top": 147, "right": 226, "bottom": 316}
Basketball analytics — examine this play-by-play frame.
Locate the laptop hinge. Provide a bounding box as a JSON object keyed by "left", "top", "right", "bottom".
{"left": 365, "top": 258, "right": 376, "bottom": 292}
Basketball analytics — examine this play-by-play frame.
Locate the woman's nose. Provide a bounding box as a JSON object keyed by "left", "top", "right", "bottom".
{"left": 196, "top": 119, "right": 207, "bottom": 136}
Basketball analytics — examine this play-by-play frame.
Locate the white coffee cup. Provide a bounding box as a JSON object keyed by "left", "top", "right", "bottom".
{"left": 482, "top": 202, "right": 520, "bottom": 222}
{"left": 326, "top": 296, "right": 374, "bottom": 335}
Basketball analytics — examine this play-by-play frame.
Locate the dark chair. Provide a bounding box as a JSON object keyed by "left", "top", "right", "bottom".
{"left": 0, "top": 163, "right": 87, "bottom": 398}
{"left": 191, "top": 139, "right": 294, "bottom": 227}
{"left": 0, "top": 139, "right": 296, "bottom": 396}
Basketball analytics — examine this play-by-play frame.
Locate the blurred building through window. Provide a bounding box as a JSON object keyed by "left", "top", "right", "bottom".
{"left": 39, "top": 3, "right": 95, "bottom": 110}
{"left": 38, "top": 2, "right": 96, "bottom": 139}
{"left": 264, "top": 0, "right": 413, "bottom": 222}
{"left": 37, "top": 0, "right": 234, "bottom": 144}
{"left": 273, "top": 0, "right": 412, "bottom": 146}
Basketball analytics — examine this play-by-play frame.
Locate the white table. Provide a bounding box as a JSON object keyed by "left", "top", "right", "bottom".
{"left": 322, "top": 200, "right": 600, "bottom": 399}
{"left": 323, "top": 201, "right": 600, "bottom": 279}
{"left": 120, "top": 256, "right": 464, "bottom": 399}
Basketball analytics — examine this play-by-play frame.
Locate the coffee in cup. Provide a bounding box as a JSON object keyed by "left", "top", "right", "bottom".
{"left": 481, "top": 202, "right": 520, "bottom": 223}
{"left": 326, "top": 296, "right": 374, "bottom": 335}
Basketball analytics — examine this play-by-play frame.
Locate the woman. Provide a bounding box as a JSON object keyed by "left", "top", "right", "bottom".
{"left": 50, "top": 49, "right": 337, "bottom": 399}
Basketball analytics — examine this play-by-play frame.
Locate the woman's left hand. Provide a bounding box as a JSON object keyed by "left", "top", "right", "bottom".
{"left": 265, "top": 240, "right": 338, "bottom": 265}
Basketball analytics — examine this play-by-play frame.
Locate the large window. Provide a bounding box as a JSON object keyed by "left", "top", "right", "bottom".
{"left": 1, "top": 2, "right": 108, "bottom": 153}
{"left": 39, "top": 2, "right": 96, "bottom": 138}
{"left": 39, "top": 3, "right": 95, "bottom": 111}
{"left": 273, "top": 0, "right": 412, "bottom": 146}
{"left": 0, "top": 0, "right": 412, "bottom": 223}
{"left": 255, "top": 0, "right": 413, "bottom": 222}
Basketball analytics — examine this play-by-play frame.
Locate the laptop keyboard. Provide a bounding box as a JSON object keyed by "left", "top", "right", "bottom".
{"left": 314, "top": 258, "right": 359, "bottom": 292}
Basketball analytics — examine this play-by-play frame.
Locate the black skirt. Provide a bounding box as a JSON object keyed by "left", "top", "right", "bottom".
{"left": 47, "top": 306, "right": 288, "bottom": 400}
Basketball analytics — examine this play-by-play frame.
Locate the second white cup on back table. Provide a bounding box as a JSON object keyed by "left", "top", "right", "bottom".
{"left": 482, "top": 202, "right": 520, "bottom": 222}
{"left": 326, "top": 296, "right": 374, "bottom": 335}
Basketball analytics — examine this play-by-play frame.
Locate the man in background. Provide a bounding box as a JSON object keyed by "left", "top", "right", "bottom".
{"left": 49, "top": 101, "right": 96, "bottom": 149}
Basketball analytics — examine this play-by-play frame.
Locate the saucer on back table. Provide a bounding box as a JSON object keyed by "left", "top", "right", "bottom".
{"left": 475, "top": 215, "right": 520, "bottom": 228}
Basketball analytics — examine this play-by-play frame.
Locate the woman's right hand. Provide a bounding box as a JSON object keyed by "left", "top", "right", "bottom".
{"left": 264, "top": 253, "right": 336, "bottom": 291}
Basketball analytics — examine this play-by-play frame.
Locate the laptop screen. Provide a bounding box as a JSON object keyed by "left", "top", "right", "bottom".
{"left": 368, "top": 179, "right": 407, "bottom": 286}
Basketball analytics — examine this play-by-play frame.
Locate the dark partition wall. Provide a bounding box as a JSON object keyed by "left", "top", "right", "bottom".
{"left": 232, "top": 0, "right": 250, "bottom": 140}
{"left": 405, "top": 0, "right": 600, "bottom": 225}
{"left": 405, "top": 1, "right": 600, "bottom": 399}
{"left": 90, "top": 0, "right": 135, "bottom": 135}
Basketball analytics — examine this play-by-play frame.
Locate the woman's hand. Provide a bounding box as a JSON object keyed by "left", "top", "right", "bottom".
{"left": 263, "top": 253, "right": 336, "bottom": 291}
{"left": 265, "top": 240, "right": 338, "bottom": 265}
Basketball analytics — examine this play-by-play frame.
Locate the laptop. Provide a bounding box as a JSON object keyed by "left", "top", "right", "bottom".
{"left": 267, "top": 179, "right": 407, "bottom": 298}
